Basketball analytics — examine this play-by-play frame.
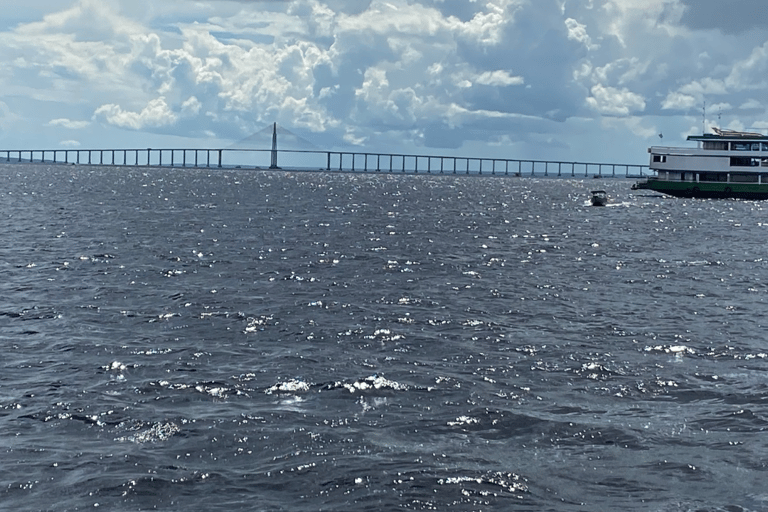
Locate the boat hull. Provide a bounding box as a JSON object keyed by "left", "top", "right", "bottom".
{"left": 590, "top": 190, "right": 608, "bottom": 206}
{"left": 640, "top": 179, "right": 768, "bottom": 200}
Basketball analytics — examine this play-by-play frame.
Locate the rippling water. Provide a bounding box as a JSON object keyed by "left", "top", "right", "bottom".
{"left": 2, "top": 164, "right": 768, "bottom": 511}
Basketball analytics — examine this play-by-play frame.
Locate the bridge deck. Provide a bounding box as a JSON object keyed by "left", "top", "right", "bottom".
{"left": 0, "top": 148, "right": 649, "bottom": 178}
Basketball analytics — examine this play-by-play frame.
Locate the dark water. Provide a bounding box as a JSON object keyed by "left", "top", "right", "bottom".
{"left": 2, "top": 164, "right": 768, "bottom": 511}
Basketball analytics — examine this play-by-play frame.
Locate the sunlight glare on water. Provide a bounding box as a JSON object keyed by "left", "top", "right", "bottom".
{"left": 1, "top": 164, "right": 767, "bottom": 511}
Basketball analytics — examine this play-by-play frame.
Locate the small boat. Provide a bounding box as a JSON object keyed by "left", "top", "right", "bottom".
{"left": 590, "top": 190, "right": 608, "bottom": 206}
{"left": 635, "top": 127, "right": 768, "bottom": 199}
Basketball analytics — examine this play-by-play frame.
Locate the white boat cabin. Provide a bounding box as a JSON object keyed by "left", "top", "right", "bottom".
{"left": 649, "top": 128, "right": 768, "bottom": 184}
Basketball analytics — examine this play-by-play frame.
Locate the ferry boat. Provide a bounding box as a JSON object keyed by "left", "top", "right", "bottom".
{"left": 634, "top": 127, "right": 768, "bottom": 199}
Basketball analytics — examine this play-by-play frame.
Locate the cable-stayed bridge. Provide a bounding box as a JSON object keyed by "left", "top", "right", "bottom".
{"left": 0, "top": 124, "right": 650, "bottom": 179}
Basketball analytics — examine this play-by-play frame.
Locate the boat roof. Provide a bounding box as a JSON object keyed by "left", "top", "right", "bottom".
{"left": 688, "top": 127, "right": 768, "bottom": 142}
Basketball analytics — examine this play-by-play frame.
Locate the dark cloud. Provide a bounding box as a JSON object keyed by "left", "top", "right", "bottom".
{"left": 680, "top": 0, "right": 768, "bottom": 34}
{"left": 422, "top": 123, "right": 464, "bottom": 149}
{"left": 455, "top": 4, "right": 587, "bottom": 122}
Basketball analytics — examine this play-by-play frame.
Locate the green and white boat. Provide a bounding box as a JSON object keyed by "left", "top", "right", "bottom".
{"left": 634, "top": 127, "right": 768, "bottom": 199}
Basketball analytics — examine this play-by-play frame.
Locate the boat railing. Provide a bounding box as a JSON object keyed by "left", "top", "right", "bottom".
{"left": 651, "top": 145, "right": 768, "bottom": 156}
{"left": 650, "top": 146, "right": 722, "bottom": 155}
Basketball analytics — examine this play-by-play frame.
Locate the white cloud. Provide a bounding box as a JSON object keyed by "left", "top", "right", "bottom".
{"left": 679, "top": 78, "right": 728, "bottom": 96}
{"left": 740, "top": 99, "right": 762, "bottom": 110}
{"left": 586, "top": 84, "right": 645, "bottom": 116}
{"left": 49, "top": 118, "right": 90, "bottom": 129}
{"left": 0, "top": 0, "right": 766, "bottom": 162}
{"left": 181, "top": 97, "right": 202, "bottom": 116}
{"left": 600, "top": 0, "right": 687, "bottom": 47}
{"left": 661, "top": 77, "right": 730, "bottom": 113}
{"left": 603, "top": 115, "right": 658, "bottom": 139}
{"left": 565, "top": 17, "right": 598, "bottom": 51}
{"left": 706, "top": 101, "right": 729, "bottom": 111}
{"left": 94, "top": 97, "right": 177, "bottom": 130}
{"left": 453, "top": 0, "right": 522, "bottom": 46}
{"left": 725, "top": 41, "right": 768, "bottom": 91}
{"left": 343, "top": 127, "right": 367, "bottom": 146}
{"left": 661, "top": 91, "right": 697, "bottom": 111}
{"left": 591, "top": 58, "right": 650, "bottom": 86}
{"left": 0, "top": 100, "right": 20, "bottom": 130}
{"left": 474, "top": 70, "right": 524, "bottom": 87}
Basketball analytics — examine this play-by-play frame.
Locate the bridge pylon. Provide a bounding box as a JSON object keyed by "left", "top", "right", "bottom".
{"left": 269, "top": 122, "right": 280, "bottom": 169}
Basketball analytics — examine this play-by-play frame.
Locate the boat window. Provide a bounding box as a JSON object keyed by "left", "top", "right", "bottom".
{"left": 652, "top": 154, "right": 667, "bottom": 163}
{"left": 732, "top": 173, "right": 759, "bottom": 183}
{"left": 730, "top": 157, "right": 759, "bottom": 167}
{"left": 731, "top": 142, "right": 752, "bottom": 151}
{"left": 762, "top": 143, "right": 768, "bottom": 151}
{"left": 699, "top": 172, "right": 728, "bottom": 182}
{"left": 703, "top": 141, "right": 728, "bottom": 150}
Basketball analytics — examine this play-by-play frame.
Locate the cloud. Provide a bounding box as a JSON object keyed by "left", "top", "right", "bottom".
{"left": 181, "top": 96, "right": 202, "bottom": 116}
{"left": 599, "top": 0, "right": 687, "bottom": 47}
{"left": 725, "top": 41, "right": 768, "bottom": 91}
{"left": 586, "top": 84, "right": 645, "bottom": 116}
{"left": 565, "top": 17, "right": 598, "bottom": 51}
{"left": 603, "top": 116, "right": 658, "bottom": 139}
{"left": 474, "top": 70, "right": 525, "bottom": 87}
{"left": 679, "top": 77, "right": 728, "bottom": 96}
{"left": 661, "top": 91, "right": 697, "bottom": 111}
{"left": 679, "top": 0, "right": 767, "bottom": 34}
{"left": 1, "top": 0, "right": 768, "bottom": 161}
{"left": 49, "top": 118, "right": 90, "bottom": 129}
{"left": 94, "top": 97, "right": 177, "bottom": 130}
{"left": 740, "top": 99, "right": 763, "bottom": 110}
{"left": 0, "top": 100, "right": 21, "bottom": 130}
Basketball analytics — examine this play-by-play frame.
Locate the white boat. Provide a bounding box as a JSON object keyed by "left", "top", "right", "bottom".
{"left": 634, "top": 127, "right": 768, "bottom": 199}
{"left": 590, "top": 190, "right": 608, "bottom": 206}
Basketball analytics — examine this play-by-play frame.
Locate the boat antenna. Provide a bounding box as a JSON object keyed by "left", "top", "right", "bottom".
{"left": 702, "top": 100, "right": 706, "bottom": 135}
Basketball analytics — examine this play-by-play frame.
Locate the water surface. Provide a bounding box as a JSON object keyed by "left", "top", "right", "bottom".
{"left": 1, "top": 164, "right": 767, "bottom": 511}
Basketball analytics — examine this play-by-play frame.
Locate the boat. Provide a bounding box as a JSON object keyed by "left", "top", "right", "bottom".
{"left": 635, "top": 127, "right": 768, "bottom": 199}
{"left": 590, "top": 190, "right": 608, "bottom": 206}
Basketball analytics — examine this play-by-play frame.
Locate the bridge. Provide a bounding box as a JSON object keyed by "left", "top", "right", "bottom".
{"left": 0, "top": 125, "right": 650, "bottom": 178}
{"left": 0, "top": 147, "right": 650, "bottom": 178}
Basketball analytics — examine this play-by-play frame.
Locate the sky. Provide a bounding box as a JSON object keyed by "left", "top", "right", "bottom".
{"left": 0, "top": 0, "right": 767, "bottom": 165}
